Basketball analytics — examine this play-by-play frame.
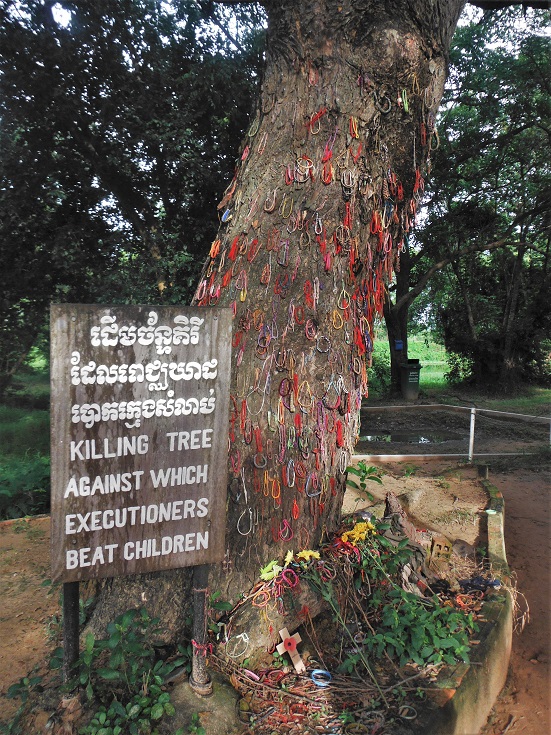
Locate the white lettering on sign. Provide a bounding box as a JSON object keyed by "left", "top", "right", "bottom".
{"left": 123, "top": 531, "right": 209, "bottom": 560}
{"left": 65, "top": 498, "right": 209, "bottom": 535}
{"left": 70, "top": 389, "right": 216, "bottom": 429}
{"left": 66, "top": 544, "right": 119, "bottom": 569}
{"left": 69, "top": 435, "right": 149, "bottom": 461}
{"left": 70, "top": 352, "right": 218, "bottom": 390}
{"left": 90, "top": 312, "right": 205, "bottom": 353}
{"left": 65, "top": 533, "right": 209, "bottom": 569}
{"left": 165, "top": 429, "right": 213, "bottom": 451}
{"left": 64, "top": 471, "right": 144, "bottom": 498}
{"left": 150, "top": 465, "right": 208, "bottom": 488}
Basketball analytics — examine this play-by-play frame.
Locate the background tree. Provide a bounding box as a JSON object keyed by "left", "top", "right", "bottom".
{"left": 428, "top": 10, "right": 551, "bottom": 386}
{"left": 0, "top": 0, "right": 263, "bottom": 395}
{"left": 382, "top": 7, "right": 550, "bottom": 391}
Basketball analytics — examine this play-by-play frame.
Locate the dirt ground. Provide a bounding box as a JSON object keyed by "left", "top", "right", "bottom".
{"left": 0, "top": 459, "right": 549, "bottom": 732}
{"left": 356, "top": 405, "right": 548, "bottom": 457}
{"left": 478, "top": 467, "right": 550, "bottom": 735}
{"left": 0, "top": 515, "right": 58, "bottom": 721}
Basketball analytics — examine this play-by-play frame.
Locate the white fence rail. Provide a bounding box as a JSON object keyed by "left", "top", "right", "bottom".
{"left": 355, "top": 404, "right": 550, "bottom": 463}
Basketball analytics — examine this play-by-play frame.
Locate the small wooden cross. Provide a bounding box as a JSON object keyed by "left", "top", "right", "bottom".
{"left": 276, "top": 627, "right": 306, "bottom": 673}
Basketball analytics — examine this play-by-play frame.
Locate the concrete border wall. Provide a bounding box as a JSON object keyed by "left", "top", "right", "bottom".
{"left": 424, "top": 481, "right": 512, "bottom": 735}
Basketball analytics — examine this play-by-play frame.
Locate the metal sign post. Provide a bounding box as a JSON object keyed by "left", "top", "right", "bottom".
{"left": 62, "top": 581, "right": 80, "bottom": 682}
{"left": 189, "top": 563, "right": 212, "bottom": 696}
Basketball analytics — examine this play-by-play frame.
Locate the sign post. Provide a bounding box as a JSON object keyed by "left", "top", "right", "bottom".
{"left": 62, "top": 580, "right": 80, "bottom": 682}
{"left": 190, "top": 564, "right": 212, "bottom": 695}
{"left": 50, "top": 304, "right": 232, "bottom": 681}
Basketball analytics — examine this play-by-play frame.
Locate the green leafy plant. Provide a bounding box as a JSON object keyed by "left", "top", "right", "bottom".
{"left": 0, "top": 454, "right": 50, "bottom": 520}
{"left": 306, "top": 517, "right": 478, "bottom": 683}
{"left": 364, "top": 587, "right": 476, "bottom": 668}
{"left": 338, "top": 710, "right": 356, "bottom": 725}
{"left": 49, "top": 608, "right": 190, "bottom": 735}
{"left": 349, "top": 519, "right": 478, "bottom": 669}
{"left": 207, "top": 591, "right": 233, "bottom": 637}
{"left": 2, "top": 674, "right": 43, "bottom": 734}
{"left": 208, "top": 591, "right": 233, "bottom": 614}
{"left": 346, "top": 460, "right": 383, "bottom": 502}
{"left": 187, "top": 713, "right": 205, "bottom": 735}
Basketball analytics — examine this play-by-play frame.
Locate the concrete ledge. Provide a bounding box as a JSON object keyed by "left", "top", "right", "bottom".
{"left": 422, "top": 480, "right": 512, "bottom": 735}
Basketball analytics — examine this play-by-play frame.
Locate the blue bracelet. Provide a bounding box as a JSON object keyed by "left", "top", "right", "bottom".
{"left": 311, "top": 669, "right": 332, "bottom": 687}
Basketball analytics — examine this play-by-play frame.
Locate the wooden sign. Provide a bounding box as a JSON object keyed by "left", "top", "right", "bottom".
{"left": 50, "top": 305, "right": 232, "bottom": 583}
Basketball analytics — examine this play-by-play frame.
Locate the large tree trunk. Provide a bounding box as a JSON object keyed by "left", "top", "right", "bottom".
{"left": 499, "top": 240, "right": 526, "bottom": 383}
{"left": 88, "top": 0, "right": 466, "bottom": 652}
{"left": 383, "top": 235, "right": 414, "bottom": 393}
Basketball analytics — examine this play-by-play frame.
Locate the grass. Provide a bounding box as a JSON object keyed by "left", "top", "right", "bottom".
{"left": 4, "top": 371, "right": 50, "bottom": 411}
{"left": 0, "top": 406, "right": 50, "bottom": 457}
{"left": 406, "top": 334, "right": 448, "bottom": 364}
{"left": 0, "top": 360, "right": 50, "bottom": 519}
{"left": 405, "top": 334, "right": 450, "bottom": 391}
{"left": 473, "top": 388, "right": 550, "bottom": 418}
{"left": 369, "top": 331, "right": 449, "bottom": 396}
{"left": 370, "top": 331, "right": 550, "bottom": 414}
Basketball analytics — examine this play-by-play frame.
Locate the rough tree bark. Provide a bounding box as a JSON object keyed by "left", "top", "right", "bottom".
{"left": 88, "top": 0, "right": 467, "bottom": 652}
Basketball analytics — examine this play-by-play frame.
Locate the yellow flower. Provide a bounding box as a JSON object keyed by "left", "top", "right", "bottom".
{"left": 296, "top": 549, "right": 320, "bottom": 562}
{"left": 341, "top": 521, "right": 375, "bottom": 546}
{"left": 284, "top": 550, "right": 294, "bottom": 567}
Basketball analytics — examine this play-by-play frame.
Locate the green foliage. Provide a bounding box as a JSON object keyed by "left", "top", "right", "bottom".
{"left": 338, "top": 710, "right": 356, "bottom": 725}
{"left": 2, "top": 674, "right": 43, "bottom": 734}
{"left": 0, "top": 405, "right": 49, "bottom": 456}
{"left": 187, "top": 713, "right": 206, "bottom": 735}
{"left": 0, "top": 364, "right": 51, "bottom": 520}
{"left": 306, "top": 517, "right": 478, "bottom": 680}
{"left": 0, "top": 454, "right": 50, "bottom": 520}
{"left": 3, "top": 354, "right": 50, "bottom": 410}
{"left": 369, "top": 332, "right": 448, "bottom": 396}
{"left": 50, "top": 609, "right": 191, "bottom": 735}
{"left": 0, "top": 0, "right": 264, "bottom": 394}
{"left": 207, "top": 591, "right": 234, "bottom": 637}
{"left": 208, "top": 591, "right": 234, "bottom": 613}
{"left": 363, "top": 588, "right": 475, "bottom": 668}
{"left": 367, "top": 342, "right": 391, "bottom": 395}
{"left": 384, "top": 8, "right": 550, "bottom": 390}
{"left": 346, "top": 460, "right": 383, "bottom": 502}
{"left": 357, "top": 521, "right": 477, "bottom": 667}
{"left": 420, "top": 9, "right": 551, "bottom": 388}
{"left": 444, "top": 351, "right": 474, "bottom": 386}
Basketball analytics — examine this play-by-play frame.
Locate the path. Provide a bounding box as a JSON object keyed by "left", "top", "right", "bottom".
{"left": 479, "top": 469, "right": 550, "bottom": 735}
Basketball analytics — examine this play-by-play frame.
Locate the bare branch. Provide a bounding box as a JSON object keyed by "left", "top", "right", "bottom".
{"left": 209, "top": 12, "right": 246, "bottom": 52}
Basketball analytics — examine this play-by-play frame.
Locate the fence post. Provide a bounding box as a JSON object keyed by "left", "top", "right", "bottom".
{"left": 468, "top": 408, "right": 477, "bottom": 462}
